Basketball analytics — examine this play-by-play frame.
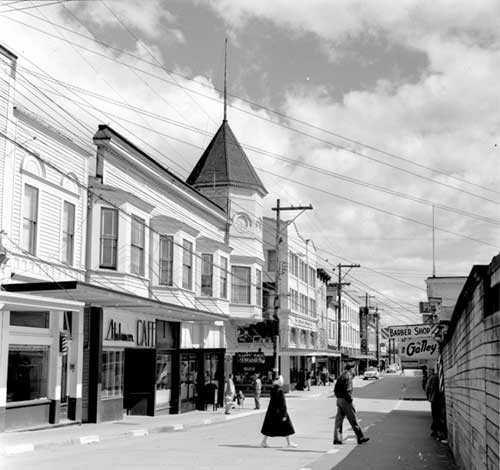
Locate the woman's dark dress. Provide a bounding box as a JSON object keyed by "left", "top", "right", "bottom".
{"left": 261, "top": 384, "right": 295, "bottom": 437}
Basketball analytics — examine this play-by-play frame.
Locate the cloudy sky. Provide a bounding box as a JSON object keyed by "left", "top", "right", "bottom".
{"left": 1, "top": 0, "right": 499, "bottom": 325}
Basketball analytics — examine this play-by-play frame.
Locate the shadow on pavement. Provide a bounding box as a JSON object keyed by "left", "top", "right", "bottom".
{"left": 311, "top": 408, "right": 456, "bottom": 470}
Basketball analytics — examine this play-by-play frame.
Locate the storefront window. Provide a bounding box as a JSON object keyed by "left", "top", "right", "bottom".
{"left": 7, "top": 345, "right": 49, "bottom": 402}
{"left": 155, "top": 353, "right": 172, "bottom": 409}
{"left": 102, "top": 349, "right": 124, "bottom": 398}
{"left": 180, "top": 353, "right": 198, "bottom": 403}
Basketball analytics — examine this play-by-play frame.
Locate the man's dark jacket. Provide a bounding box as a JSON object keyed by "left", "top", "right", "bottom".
{"left": 334, "top": 371, "right": 353, "bottom": 402}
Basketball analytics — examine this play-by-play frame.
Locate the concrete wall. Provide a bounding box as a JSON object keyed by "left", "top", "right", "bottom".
{"left": 442, "top": 256, "right": 499, "bottom": 470}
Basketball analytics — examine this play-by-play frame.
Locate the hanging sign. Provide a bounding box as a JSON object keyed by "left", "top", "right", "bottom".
{"left": 387, "top": 323, "right": 438, "bottom": 340}
{"left": 399, "top": 338, "right": 439, "bottom": 359}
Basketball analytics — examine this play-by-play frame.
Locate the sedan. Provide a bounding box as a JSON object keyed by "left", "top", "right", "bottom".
{"left": 363, "top": 367, "right": 380, "bottom": 380}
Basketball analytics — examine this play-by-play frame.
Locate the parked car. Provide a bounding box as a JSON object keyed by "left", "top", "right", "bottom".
{"left": 386, "top": 364, "right": 398, "bottom": 373}
{"left": 363, "top": 367, "right": 380, "bottom": 380}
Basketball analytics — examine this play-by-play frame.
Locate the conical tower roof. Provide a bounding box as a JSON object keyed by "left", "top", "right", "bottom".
{"left": 187, "top": 120, "right": 267, "bottom": 197}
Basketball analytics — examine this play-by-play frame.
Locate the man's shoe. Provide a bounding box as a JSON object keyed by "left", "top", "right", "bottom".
{"left": 358, "top": 437, "right": 370, "bottom": 444}
{"left": 333, "top": 440, "right": 343, "bottom": 445}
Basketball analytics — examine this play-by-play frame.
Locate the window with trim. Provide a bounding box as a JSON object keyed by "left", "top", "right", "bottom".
{"left": 62, "top": 201, "right": 75, "bottom": 265}
{"left": 22, "top": 184, "right": 38, "bottom": 255}
{"left": 131, "top": 215, "right": 145, "bottom": 276}
{"left": 256, "top": 269, "right": 262, "bottom": 306}
{"left": 159, "top": 235, "right": 174, "bottom": 286}
{"left": 100, "top": 208, "right": 118, "bottom": 269}
{"left": 7, "top": 345, "right": 49, "bottom": 402}
{"left": 231, "top": 266, "right": 251, "bottom": 304}
{"left": 309, "top": 267, "right": 316, "bottom": 287}
{"left": 220, "top": 256, "right": 228, "bottom": 299}
{"left": 182, "top": 240, "right": 193, "bottom": 290}
{"left": 101, "top": 349, "right": 124, "bottom": 398}
{"left": 201, "top": 254, "right": 213, "bottom": 296}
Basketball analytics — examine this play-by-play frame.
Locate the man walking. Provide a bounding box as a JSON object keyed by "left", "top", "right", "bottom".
{"left": 425, "top": 369, "right": 445, "bottom": 439}
{"left": 253, "top": 372, "right": 262, "bottom": 409}
{"left": 333, "top": 363, "right": 369, "bottom": 445}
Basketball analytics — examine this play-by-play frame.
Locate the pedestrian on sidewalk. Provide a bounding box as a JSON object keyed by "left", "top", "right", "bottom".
{"left": 333, "top": 363, "right": 369, "bottom": 445}
{"left": 425, "top": 369, "right": 445, "bottom": 439}
{"left": 224, "top": 373, "right": 236, "bottom": 415}
{"left": 260, "top": 375, "right": 297, "bottom": 448}
{"left": 253, "top": 372, "right": 262, "bottom": 409}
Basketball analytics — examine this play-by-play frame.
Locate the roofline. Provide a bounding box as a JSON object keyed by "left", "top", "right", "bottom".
{"left": 94, "top": 124, "right": 226, "bottom": 214}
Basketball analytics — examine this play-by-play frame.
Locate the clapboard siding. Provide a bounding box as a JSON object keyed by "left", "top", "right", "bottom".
{"left": 102, "top": 158, "right": 225, "bottom": 243}
{"left": 443, "top": 258, "right": 500, "bottom": 470}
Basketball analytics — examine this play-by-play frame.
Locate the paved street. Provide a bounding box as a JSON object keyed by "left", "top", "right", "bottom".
{"left": 2, "top": 374, "right": 455, "bottom": 470}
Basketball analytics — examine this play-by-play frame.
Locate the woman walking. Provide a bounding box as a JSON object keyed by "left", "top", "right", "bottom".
{"left": 260, "top": 375, "right": 297, "bottom": 448}
{"left": 224, "top": 373, "right": 235, "bottom": 415}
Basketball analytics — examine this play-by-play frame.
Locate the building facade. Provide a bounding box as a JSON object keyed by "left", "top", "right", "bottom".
{"left": 441, "top": 254, "right": 499, "bottom": 470}
{"left": 0, "top": 45, "right": 89, "bottom": 430}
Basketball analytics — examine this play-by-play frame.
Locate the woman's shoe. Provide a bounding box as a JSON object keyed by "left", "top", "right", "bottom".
{"left": 260, "top": 442, "right": 269, "bottom": 448}
{"left": 288, "top": 442, "right": 298, "bottom": 448}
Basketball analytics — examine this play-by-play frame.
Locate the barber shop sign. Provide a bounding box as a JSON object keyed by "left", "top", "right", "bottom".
{"left": 399, "top": 338, "right": 439, "bottom": 359}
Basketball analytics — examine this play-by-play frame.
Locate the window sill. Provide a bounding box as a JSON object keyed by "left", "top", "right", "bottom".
{"left": 6, "top": 398, "right": 51, "bottom": 409}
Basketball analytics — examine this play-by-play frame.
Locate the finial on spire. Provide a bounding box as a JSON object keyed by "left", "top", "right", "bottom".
{"left": 224, "top": 37, "right": 228, "bottom": 122}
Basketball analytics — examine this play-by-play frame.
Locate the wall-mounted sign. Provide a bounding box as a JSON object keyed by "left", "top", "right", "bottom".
{"left": 387, "top": 323, "right": 438, "bottom": 340}
{"left": 105, "top": 319, "right": 134, "bottom": 342}
{"left": 235, "top": 352, "right": 266, "bottom": 364}
{"left": 399, "top": 338, "right": 439, "bottom": 359}
{"left": 288, "top": 316, "right": 316, "bottom": 331}
{"left": 103, "top": 312, "right": 155, "bottom": 348}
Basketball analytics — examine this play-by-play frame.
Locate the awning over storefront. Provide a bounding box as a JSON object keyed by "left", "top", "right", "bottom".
{"left": 0, "top": 291, "right": 84, "bottom": 312}
{"left": 280, "top": 349, "right": 341, "bottom": 357}
{"left": 2, "top": 281, "right": 228, "bottom": 323}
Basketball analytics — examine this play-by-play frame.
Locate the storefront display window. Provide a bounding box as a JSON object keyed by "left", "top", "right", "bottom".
{"left": 155, "top": 353, "right": 172, "bottom": 409}
{"left": 180, "top": 353, "right": 198, "bottom": 403}
{"left": 102, "top": 349, "right": 124, "bottom": 398}
{"left": 7, "top": 345, "right": 49, "bottom": 402}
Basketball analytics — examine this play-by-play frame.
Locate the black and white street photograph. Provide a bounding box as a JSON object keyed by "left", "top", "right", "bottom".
{"left": 0, "top": 1, "right": 498, "bottom": 469}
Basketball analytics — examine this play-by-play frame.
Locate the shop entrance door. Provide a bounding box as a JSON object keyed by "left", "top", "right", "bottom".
{"left": 124, "top": 348, "right": 155, "bottom": 416}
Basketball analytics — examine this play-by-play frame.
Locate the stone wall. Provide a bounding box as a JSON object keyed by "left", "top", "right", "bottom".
{"left": 442, "top": 255, "right": 499, "bottom": 470}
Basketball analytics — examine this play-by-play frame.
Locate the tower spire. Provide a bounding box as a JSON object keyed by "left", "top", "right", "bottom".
{"left": 224, "top": 37, "right": 228, "bottom": 122}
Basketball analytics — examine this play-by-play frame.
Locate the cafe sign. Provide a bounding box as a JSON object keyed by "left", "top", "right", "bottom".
{"left": 103, "top": 311, "right": 156, "bottom": 348}
{"left": 399, "top": 338, "right": 439, "bottom": 360}
{"left": 386, "top": 323, "right": 438, "bottom": 340}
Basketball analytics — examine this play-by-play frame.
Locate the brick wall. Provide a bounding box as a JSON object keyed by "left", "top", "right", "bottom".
{"left": 443, "top": 257, "right": 499, "bottom": 470}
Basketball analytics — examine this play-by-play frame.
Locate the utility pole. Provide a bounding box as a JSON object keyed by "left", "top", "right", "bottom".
{"left": 271, "top": 199, "right": 313, "bottom": 380}
{"left": 374, "top": 305, "right": 383, "bottom": 368}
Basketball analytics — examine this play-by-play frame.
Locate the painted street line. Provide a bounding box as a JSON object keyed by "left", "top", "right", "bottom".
{"left": 4, "top": 443, "right": 35, "bottom": 455}
{"left": 79, "top": 435, "right": 99, "bottom": 445}
{"left": 129, "top": 429, "right": 148, "bottom": 437}
{"left": 172, "top": 424, "right": 184, "bottom": 431}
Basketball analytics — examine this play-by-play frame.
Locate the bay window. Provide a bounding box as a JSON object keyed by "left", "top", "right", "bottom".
{"left": 131, "top": 215, "right": 145, "bottom": 276}
{"left": 231, "top": 266, "right": 250, "bottom": 304}
{"left": 100, "top": 208, "right": 118, "bottom": 269}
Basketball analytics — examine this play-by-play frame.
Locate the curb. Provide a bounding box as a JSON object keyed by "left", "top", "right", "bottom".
{"left": 1, "top": 409, "right": 266, "bottom": 456}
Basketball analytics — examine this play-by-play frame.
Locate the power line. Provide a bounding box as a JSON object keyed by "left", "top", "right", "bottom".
{"left": 3, "top": 12, "right": 500, "bottom": 204}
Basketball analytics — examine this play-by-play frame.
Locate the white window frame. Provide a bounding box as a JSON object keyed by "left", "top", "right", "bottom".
{"left": 99, "top": 207, "right": 118, "bottom": 269}
{"left": 130, "top": 215, "right": 145, "bottom": 276}
{"left": 22, "top": 183, "right": 39, "bottom": 255}
{"left": 159, "top": 235, "right": 174, "bottom": 286}
{"left": 61, "top": 200, "right": 75, "bottom": 266}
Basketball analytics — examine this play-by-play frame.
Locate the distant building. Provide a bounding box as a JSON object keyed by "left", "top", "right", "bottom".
{"left": 425, "top": 276, "right": 467, "bottom": 322}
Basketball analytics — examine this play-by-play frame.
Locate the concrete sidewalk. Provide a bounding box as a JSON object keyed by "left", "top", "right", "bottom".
{"left": 0, "top": 399, "right": 270, "bottom": 456}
